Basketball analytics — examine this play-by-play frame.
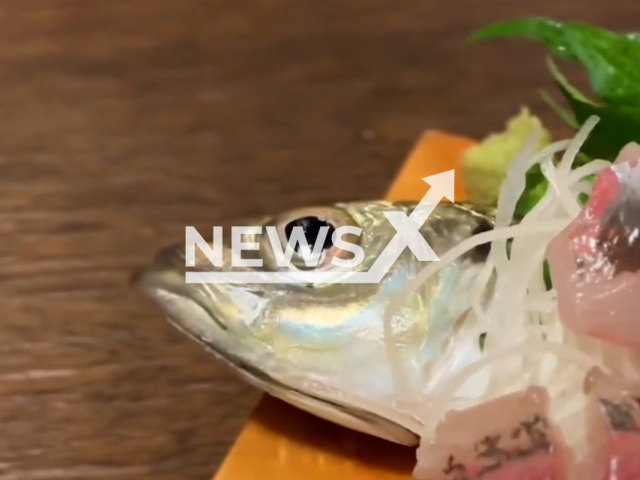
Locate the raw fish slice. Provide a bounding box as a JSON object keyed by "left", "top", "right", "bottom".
{"left": 413, "top": 387, "right": 570, "bottom": 480}
{"left": 614, "top": 142, "right": 640, "bottom": 166}
{"left": 546, "top": 142, "right": 640, "bottom": 351}
{"left": 579, "top": 367, "right": 640, "bottom": 480}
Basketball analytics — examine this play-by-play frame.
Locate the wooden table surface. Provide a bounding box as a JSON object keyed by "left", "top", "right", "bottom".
{"left": 1, "top": 1, "right": 636, "bottom": 479}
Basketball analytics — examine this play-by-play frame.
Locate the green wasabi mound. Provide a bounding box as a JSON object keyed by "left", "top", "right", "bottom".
{"left": 462, "top": 107, "right": 551, "bottom": 205}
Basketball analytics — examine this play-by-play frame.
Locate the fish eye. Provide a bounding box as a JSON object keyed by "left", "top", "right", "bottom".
{"left": 284, "top": 216, "right": 336, "bottom": 253}
{"left": 260, "top": 207, "right": 361, "bottom": 271}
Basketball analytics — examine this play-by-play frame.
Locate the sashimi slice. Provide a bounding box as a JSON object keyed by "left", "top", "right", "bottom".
{"left": 580, "top": 367, "right": 640, "bottom": 480}
{"left": 546, "top": 142, "right": 640, "bottom": 351}
{"left": 413, "top": 387, "right": 571, "bottom": 480}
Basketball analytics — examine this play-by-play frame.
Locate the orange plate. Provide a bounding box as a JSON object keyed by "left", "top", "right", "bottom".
{"left": 214, "top": 130, "right": 475, "bottom": 480}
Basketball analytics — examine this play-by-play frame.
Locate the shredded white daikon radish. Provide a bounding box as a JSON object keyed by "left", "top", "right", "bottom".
{"left": 568, "top": 159, "right": 611, "bottom": 182}
{"left": 381, "top": 219, "right": 568, "bottom": 394}
{"left": 380, "top": 115, "right": 640, "bottom": 451}
{"left": 491, "top": 136, "right": 571, "bottom": 271}
{"left": 422, "top": 340, "right": 610, "bottom": 427}
{"left": 558, "top": 115, "right": 600, "bottom": 175}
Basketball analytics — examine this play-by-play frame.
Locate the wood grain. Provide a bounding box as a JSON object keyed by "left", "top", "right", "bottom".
{"left": 1, "top": 1, "right": 638, "bottom": 479}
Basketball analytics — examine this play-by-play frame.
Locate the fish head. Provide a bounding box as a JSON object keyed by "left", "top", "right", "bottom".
{"left": 133, "top": 201, "right": 494, "bottom": 445}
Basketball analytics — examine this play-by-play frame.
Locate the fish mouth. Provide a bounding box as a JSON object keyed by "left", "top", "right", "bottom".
{"left": 132, "top": 249, "right": 419, "bottom": 446}
{"left": 132, "top": 244, "right": 230, "bottom": 331}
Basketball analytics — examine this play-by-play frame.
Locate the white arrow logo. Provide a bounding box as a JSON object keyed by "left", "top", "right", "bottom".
{"left": 186, "top": 170, "right": 453, "bottom": 284}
